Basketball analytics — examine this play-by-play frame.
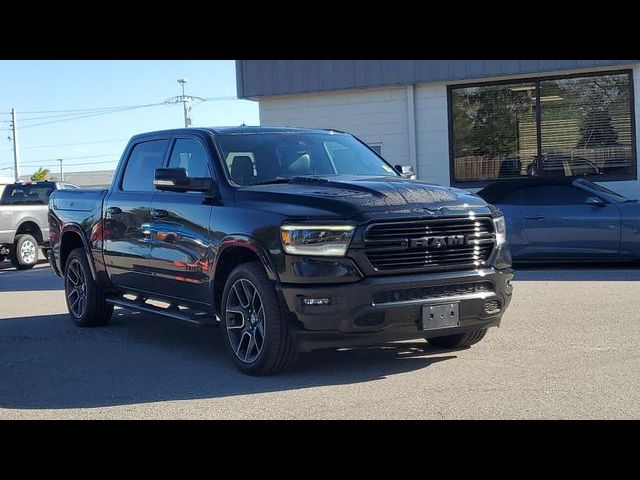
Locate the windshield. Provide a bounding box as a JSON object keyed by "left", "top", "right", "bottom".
{"left": 576, "top": 179, "right": 632, "bottom": 203}
{"left": 216, "top": 132, "right": 398, "bottom": 186}
{"left": 0, "top": 183, "right": 55, "bottom": 205}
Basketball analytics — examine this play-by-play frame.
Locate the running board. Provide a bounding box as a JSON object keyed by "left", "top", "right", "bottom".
{"left": 106, "top": 296, "right": 216, "bottom": 326}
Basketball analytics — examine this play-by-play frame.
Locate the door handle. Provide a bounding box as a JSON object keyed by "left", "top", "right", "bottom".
{"left": 151, "top": 209, "right": 169, "bottom": 219}
{"left": 524, "top": 216, "right": 544, "bottom": 220}
{"left": 106, "top": 206, "right": 122, "bottom": 215}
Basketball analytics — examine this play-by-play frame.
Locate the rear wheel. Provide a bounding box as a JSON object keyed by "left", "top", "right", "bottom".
{"left": 221, "top": 262, "right": 297, "bottom": 375}
{"left": 64, "top": 248, "right": 113, "bottom": 327}
{"left": 11, "top": 234, "right": 38, "bottom": 270}
{"left": 428, "top": 328, "right": 488, "bottom": 349}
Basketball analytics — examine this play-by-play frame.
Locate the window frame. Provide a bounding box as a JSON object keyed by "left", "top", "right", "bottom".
{"left": 118, "top": 138, "right": 171, "bottom": 193}
{"left": 447, "top": 69, "right": 637, "bottom": 187}
{"left": 165, "top": 136, "right": 215, "bottom": 185}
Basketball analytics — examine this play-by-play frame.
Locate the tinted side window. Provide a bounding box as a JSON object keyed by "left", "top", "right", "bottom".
{"left": 121, "top": 140, "right": 169, "bottom": 192}
{"left": 167, "top": 138, "right": 212, "bottom": 178}
{"left": 502, "top": 185, "right": 591, "bottom": 205}
{"left": 0, "top": 184, "right": 55, "bottom": 205}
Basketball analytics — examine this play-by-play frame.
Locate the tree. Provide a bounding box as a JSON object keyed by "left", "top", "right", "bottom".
{"left": 577, "top": 106, "right": 619, "bottom": 149}
{"left": 31, "top": 168, "right": 50, "bottom": 181}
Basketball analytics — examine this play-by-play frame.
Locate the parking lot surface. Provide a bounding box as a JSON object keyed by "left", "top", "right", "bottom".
{"left": 1, "top": 261, "right": 639, "bottom": 419}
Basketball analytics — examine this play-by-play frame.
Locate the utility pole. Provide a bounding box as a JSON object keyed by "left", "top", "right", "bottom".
{"left": 177, "top": 78, "right": 192, "bottom": 127}
{"left": 11, "top": 108, "right": 20, "bottom": 182}
{"left": 58, "top": 159, "right": 64, "bottom": 181}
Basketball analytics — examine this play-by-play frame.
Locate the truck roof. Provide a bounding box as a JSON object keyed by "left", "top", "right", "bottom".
{"left": 129, "top": 125, "right": 347, "bottom": 140}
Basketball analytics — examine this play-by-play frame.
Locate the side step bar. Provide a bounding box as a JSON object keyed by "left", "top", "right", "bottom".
{"left": 106, "top": 296, "right": 216, "bottom": 327}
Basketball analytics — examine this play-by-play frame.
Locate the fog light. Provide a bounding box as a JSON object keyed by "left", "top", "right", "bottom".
{"left": 484, "top": 299, "right": 500, "bottom": 314}
{"left": 505, "top": 280, "right": 513, "bottom": 294}
{"left": 303, "top": 297, "right": 330, "bottom": 306}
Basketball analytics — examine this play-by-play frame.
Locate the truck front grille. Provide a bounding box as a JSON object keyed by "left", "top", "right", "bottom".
{"left": 363, "top": 217, "right": 495, "bottom": 273}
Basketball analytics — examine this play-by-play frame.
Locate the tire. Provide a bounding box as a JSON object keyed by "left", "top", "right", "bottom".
{"left": 64, "top": 248, "right": 113, "bottom": 327}
{"left": 11, "top": 234, "right": 38, "bottom": 270}
{"left": 427, "top": 328, "right": 488, "bottom": 349}
{"left": 221, "top": 261, "right": 297, "bottom": 375}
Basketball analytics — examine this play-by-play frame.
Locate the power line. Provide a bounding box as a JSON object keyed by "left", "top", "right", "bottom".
{"left": 1, "top": 95, "right": 240, "bottom": 130}
{"left": 20, "top": 153, "right": 121, "bottom": 165}
{"left": 23, "top": 138, "right": 128, "bottom": 150}
{"left": 19, "top": 103, "right": 176, "bottom": 114}
{"left": 0, "top": 138, "right": 129, "bottom": 154}
{"left": 18, "top": 102, "right": 168, "bottom": 129}
{"left": 26, "top": 159, "right": 119, "bottom": 169}
{"left": 18, "top": 111, "right": 136, "bottom": 122}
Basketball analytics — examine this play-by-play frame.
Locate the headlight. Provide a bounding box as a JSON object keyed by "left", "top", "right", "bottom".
{"left": 493, "top": 215, "right": 506, "bottom": 247}
{"left": 280, "top": 224, "right": 355, "bottom": 256}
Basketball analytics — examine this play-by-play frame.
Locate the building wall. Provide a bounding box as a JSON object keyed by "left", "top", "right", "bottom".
{"left": 259, "top": 64, "right": 640, "bottom": 199}
{"left": 608, "top": 63, "right": 640, "bottom": 199}
{"left": 414, "top": 82, "right": 449, "bottom": 186}
{"left": 18, "top": 170, "right": 115, "bottom": 189}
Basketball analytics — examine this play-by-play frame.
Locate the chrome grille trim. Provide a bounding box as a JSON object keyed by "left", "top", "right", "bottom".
{"left": 363, "top": 217, "right": 496, "bottom": 273}
{"left": 372, "top": 291, "right": 497, "bottom": 307}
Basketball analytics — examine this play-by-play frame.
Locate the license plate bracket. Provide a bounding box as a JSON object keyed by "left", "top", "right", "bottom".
{"left": 421, "top": 303, "right": 460, "bottom": 331}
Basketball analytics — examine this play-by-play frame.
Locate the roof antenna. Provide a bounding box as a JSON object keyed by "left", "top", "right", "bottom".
{"left": 240, "top": 121, "right": 247, "bottom": 127}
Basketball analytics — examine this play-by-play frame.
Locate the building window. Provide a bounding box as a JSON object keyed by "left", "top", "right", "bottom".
{"left": 449, "top": 70, "right": 636, "bottom": 184}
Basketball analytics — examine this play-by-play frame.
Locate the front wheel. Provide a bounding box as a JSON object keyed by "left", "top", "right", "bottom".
{"left": 427, "top": 328, "right": 488, "bottom": 349}
{"left": 64, "top": 248, "right": 113, "bottom": 327}
{"left": 221, "top": 262, "right": 297, "bottom": 375}
{"left": 11, "top": 234, "right": 38, "bottom": 270}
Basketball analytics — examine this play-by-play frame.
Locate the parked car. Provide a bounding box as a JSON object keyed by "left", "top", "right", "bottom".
{"left": 477, "top": 177, "right": 639, "bottom": 263}
{"left": 48, "top": 126, "right": 513, "bottom": 375}
{"left": 0, "top": 180, "right": 78, "bottom": 269}
{"left": 525, "top": 155, "right": 601, "bottom": 177}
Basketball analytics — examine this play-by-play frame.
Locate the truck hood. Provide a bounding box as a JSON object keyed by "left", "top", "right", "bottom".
{"left": 233, "top": 175, "right": 492, "bottom": 221}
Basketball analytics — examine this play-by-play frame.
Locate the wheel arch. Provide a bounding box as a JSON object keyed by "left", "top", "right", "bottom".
{"left": 15, "top": 220, "right": 44, "bottom": 244}
{"left": 60, "top": 224, "right": 98, "bottom": 281}
{"left": 212, "top": 235, "right": 278, "bottom": 315}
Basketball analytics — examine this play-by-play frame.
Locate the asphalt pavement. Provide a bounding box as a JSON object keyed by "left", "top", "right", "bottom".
{"left": 1, "top": 261, "right": 639, "bottom": 419}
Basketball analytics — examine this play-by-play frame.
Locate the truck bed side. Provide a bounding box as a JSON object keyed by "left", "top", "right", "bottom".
{"left": 48, "top": 189, "right": 108, "bottom": 276}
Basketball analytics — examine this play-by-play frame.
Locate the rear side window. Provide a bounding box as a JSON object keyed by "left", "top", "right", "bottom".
{"left": 121, "top": 140, "right": 169, "bottom": 192}
{"left": 0, "top": 184, "right": 55, "bottom": 205}
{"left": 501, "top": 185, "right": 592, "bottom": 205}
{"left": 167, "top": 138, "right": 212, "bottom": 178}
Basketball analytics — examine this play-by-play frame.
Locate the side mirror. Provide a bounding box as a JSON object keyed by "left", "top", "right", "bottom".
{"left": 154, "top": 168, "right": 218, "bottom": 195}
{"left": 586, "top": 196, "right": 605, "bottom": 207}
{"left": 395, "top": 164, "right": 417, "bottom": 180}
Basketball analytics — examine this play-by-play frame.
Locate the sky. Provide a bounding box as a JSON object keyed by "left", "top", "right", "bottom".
{"left": 0, "top": 60, "right": 260, "bottom": 178}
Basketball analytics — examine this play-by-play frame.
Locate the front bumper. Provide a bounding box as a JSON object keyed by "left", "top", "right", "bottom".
{"left": 279, "top": 267, "right": 513, "bottom": 352}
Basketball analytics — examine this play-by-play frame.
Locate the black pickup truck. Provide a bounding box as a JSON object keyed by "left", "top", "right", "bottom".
{"left": 48, "top": 126, "right": 513, "bottom": 375}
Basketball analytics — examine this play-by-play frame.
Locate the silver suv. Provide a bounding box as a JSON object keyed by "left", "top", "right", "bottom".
{"left": 0, "top": 181, "right": 78, "bottom": 269}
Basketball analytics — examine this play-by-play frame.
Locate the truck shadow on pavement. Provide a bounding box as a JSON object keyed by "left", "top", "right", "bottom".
{"left": 0, "top": 311, "right": 457, "bottom": 410}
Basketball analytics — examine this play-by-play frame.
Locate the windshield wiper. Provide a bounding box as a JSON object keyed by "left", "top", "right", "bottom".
{"left": 249, "top": 177, "right": 292, "bottom": 186}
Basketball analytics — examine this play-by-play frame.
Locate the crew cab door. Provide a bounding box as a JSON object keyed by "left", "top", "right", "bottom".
{"left": 147, "top": 136, "right": 215, "bottom": 306}
{"left": 103, "top": 139, "right": 169, "bottom": 291}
